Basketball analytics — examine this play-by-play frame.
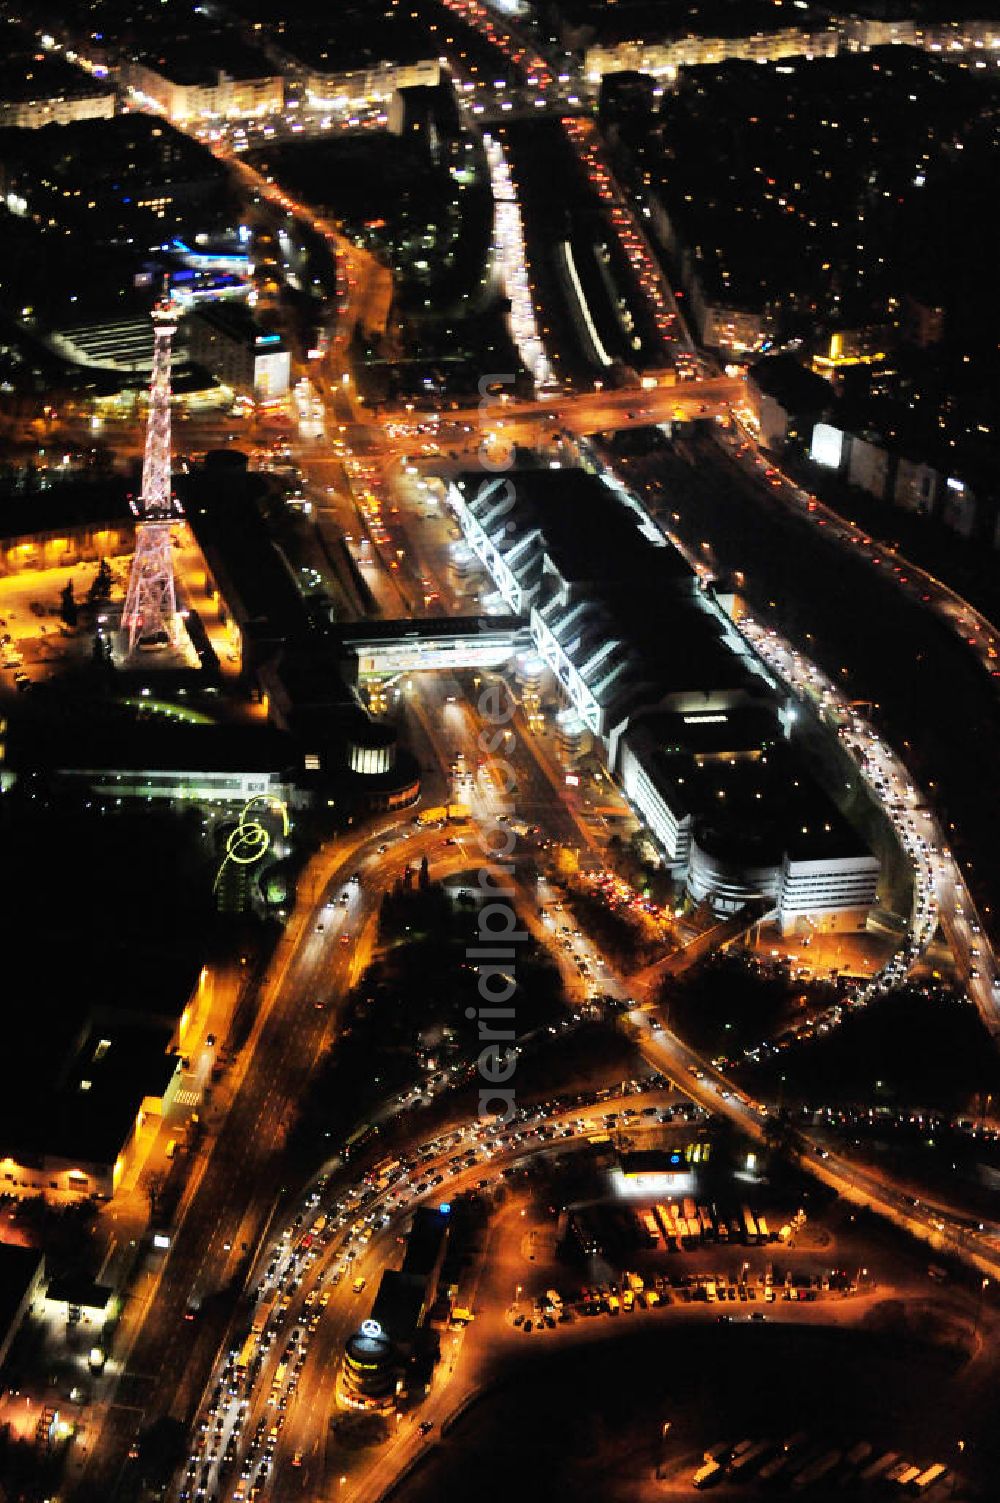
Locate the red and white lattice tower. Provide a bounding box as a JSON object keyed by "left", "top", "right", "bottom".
{"left": 122, "top": 297, "right": 180, "bottom": 654}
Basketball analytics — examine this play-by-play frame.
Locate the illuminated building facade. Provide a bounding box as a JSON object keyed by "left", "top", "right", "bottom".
{"left": 0, "top": 501, "right": 132, "bottom": 579}
{"left": 122, "top": 298, "right": 181, "bottom": 655}
{"left": 337, "top": 1208, "right": 450, "bottom": 1409}
{"left": 583, "top": 17, "right": 1000, "bottom": 84}
{"left": 338, "top": 1320, "right": 397, "bottom": 1410}
{"left": 187, "top": 305, "right": 290, "bottom": 399}
{"left": 0, "top": 1018, "right": 182, "bottom": 1202}
{"left": 0, "top": 48, "right": 115, "bottom": 128}
{"left": 746, "top": 355, "right": 833, "bottom": 453}
{"left": 305, "top": 58, "right": 440, "bottom": 114}
{"left": 125, "top": 53, "right": 283, "bottom": 126}
{"left": 348, "top": 724, "right": 395, "bottom": 777}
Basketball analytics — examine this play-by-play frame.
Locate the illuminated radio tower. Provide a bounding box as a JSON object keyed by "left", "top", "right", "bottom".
{"left": 122, "top": 296, "right": 180, "bottom": 654}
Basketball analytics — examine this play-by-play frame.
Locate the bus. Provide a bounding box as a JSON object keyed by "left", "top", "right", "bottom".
{"left": 653, "top": 1204, "right": 674, "bottom": 1241}
{"left": 742, "top": 1206, "right": 759, "bottom": 1244}
{"left": 730, "top": 1441, "right": 773, "bottom": 1479}
{"left": 269, "top": 1360, "right": 288, "bottom": 1400}
{"left": 693, "top": 1460, "right": 721, "bottom": 1488}
{"left": 760, "top": 1433, "right": 807, "bottom": 1485}
{"left": 858, "top": 1451, "right": 899, "bottom": 1484}
{"left": 639, "top": 1210, "right": 661, "bottom": 1247}
{"left": 234, "top": 1330, "right": 257, "bottom": 1381}
{"left": 792, "top": 1451, "right": 841, "bottom": 1489}
{"left": 758, "top": 1453, "right": 789, "bottom": 1484}
{"left": 253, "top": 1290, "right": 281, "bottom": 1341}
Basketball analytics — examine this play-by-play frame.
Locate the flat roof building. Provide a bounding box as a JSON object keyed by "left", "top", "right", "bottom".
{"left": 401, "top": 1206, "right": 450, "bottom": 1300}
{"left": 0, "top": 1245, "right": 45, "bottom": 1371}
{"left": 748, "top": 355, "right": 833, "bottom": 452}
{"left": 620, "top": 707, "right": 878, "bottom": 929}
{"left": 448, "top": 466, "right": 769, "bottom": 739}
{"left": 338, "top": 1204, "right": 452, "bottom": 1409}
{"left": 0, "top": 1017, "right": 182, "bottom": 1201}
{"left": 0, "top": 113, "right": 234, "bottom": 248}
{"left": 369, "top": 1271, "right": 430, "bottom": 1350}
{"left": 447, "top": 465, "right": 878, "bottom": 930}
{"left": 186, "top": 305, "right": 290, "bottom": 400}
{"left": 2, "top": 715, "right": 301, "bottom": 808}
{"left": 0, "top": 479, "right": 134, "bottom": 578}
{"left": 0, "top": 31, "right": 116, "bottom": 129}
{"left": 263, "top": 4, "right": 441, "bottom": 110}
{"left": 124, "top": 37, "right": 283, "bottom": 125}
{"left": 43, "top": 1276, "right": 114, "bottom": 1328}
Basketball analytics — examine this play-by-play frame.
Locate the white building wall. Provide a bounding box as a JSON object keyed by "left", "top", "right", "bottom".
{"left": 755, "top": 390, "right": 789, "bottom": 452}
{"left": 307, "top": 58, "right": 440, "bottom": 111}
{"left": 847, "top": 434, "right": 890, "bottom": 499}
{"left": 584, "top": 18, "right": 996, "bottom": 81}
{"left": 777, "top": 852, "right": 879, "bottom": 934}
{"left": 254, "top": 348, "right": 291, "bottom": 399}
{"left": 127, "top": 62, "right": 283, "bottom": 123}
{"left": 619, "top": 740, "right": 690, "bottom": 861}
{"left": 687, "top": 838, "right": 780, "bottom": 914}
{"left": 700, "top": 300, "right": 770, "bottom": 356}
{"left": 0, "top": 92, "right": 115, "bottom": 128}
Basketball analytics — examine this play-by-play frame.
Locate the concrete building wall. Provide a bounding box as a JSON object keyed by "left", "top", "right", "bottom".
{"left": 777, "top": 852, "right": 879, "bottom": 935}
{"left": 687, "top": 837, "right": 779, "bottom": 914}
{"left": 700, "top": 300, "right": 769, "bottom": 357}
{"left": 306, "top": 58, "right": 440, "bottom": 110}
{"left": 127, "top": 62, "right": 283, "bottom": 124}
{"left": 894, "top": 455, "right": 939, "bottom": 516}
{"left": 753, "top": 389, "right": 789, "bottom": 452}
{"left": 0, "top": 522, "right": 132, "bottom": 578}
{"left": 939, "top": 479, "right": 978, "bottom": 539}
{"left": 619, "top": 738, "right": 690, "bottom": 863}
{"left": 584, "top": 19, "right": 997, "bottom": 81}
{"left": 847, "top": 434, "right": 890, "bottom": 500}
{"left": 0, "top": 92, "right": 115, "bottom": 128}
{"left": 0, "top": 1151, "right": 116, "bottom": 1200}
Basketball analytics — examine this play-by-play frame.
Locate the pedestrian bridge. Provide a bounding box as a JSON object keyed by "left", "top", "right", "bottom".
{"left": 340, "top": 616, "right": 530, "bottom": 678}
